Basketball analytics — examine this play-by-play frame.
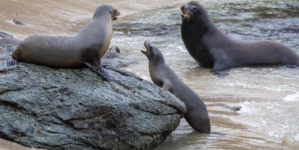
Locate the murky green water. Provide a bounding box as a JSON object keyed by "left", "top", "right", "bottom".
{"left": 109, "top": 0, "right": 299, "bottom": 149}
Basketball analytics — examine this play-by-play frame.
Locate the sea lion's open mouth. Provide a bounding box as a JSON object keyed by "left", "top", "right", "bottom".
{"left": 113, "top": 11, "right": 120, "bottom": 20}
{"left": 141, "top": 49, "right": 147, "bottom": 54}
{"left": 181, "top": 10, "right": 191, "bottom": 20}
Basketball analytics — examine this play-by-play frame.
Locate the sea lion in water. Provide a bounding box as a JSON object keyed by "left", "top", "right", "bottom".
{"left": 7, "top": 4, "right": 120, "bottom": 81}
{"left": 141, "top": 41, "right": 211, "bottom": 133}
{"left": 181, "top": 1, "right": 299, "bottom": 74}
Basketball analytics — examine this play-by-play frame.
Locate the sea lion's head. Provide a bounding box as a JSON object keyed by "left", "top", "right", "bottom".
{"left": 103, "top": 45, "right": 120, "bottom": 59}
{"left": 93, "top": 4, "right": 120, "bottom": 20}
{"left": 141, "top": 41, "right": 164, "bottom": 62}
{"left": 181, "top": 1, "right": 207, "bottom": 23}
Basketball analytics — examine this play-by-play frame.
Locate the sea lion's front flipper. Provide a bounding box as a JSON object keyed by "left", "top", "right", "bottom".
{"left": 7, "top": 56, "right": 19, "bottom": 67}
{"left": 85, "top": 62, "right": 111, "bottom": 82}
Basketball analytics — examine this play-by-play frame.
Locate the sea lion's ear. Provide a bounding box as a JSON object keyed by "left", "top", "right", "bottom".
{"left": 198, "top": 9, "right": 202, "bottom": 15}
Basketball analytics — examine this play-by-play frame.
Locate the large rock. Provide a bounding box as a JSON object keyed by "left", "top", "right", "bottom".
{"left": 0, "top": 45, "right": 186, "bottom": 150}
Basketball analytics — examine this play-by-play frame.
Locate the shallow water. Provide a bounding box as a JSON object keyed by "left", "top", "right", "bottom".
{"left": 1, "top": 0, "right": 299, "bottom": 149}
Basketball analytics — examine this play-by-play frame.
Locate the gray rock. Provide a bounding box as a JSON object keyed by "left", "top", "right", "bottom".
{"left": 0, "top": 45, "right": 186, "bottom": 150}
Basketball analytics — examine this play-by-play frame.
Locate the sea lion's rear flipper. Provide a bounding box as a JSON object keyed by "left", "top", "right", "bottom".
{"left": 7, "top": 56, "right": 19, "bottom": 67}
{"left": 85, "top": 62, "right": 111, "bottom": 82}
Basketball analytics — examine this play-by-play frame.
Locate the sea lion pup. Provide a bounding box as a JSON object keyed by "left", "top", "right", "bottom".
{"left": 181, "top": 1, "right": 299, "bottom": 73}
{"left": 7, "top": 4, "right": 120, "bottom": 81}
{"left": 141, "top": 41, "right": 211, "bottom": 133}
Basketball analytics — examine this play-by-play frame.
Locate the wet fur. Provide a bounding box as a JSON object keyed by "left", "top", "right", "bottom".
{"left": 8, "top": 4, "right": 120, "bottom": 81}
{"left": 181, "top": 1, "right": 299, "bottom": 72}
{"left": 142, "top": 41, "right": 211, "bottom": 133}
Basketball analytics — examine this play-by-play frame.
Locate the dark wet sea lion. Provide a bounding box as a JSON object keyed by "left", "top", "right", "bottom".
{"left": 141, "top": 41, "right": 211, "bottom": 133}
{"left": 7, "top": 4, "right": 120, "bottom": 81}
{"left": 181, "top": 1, "right": 299, "bottom": 73}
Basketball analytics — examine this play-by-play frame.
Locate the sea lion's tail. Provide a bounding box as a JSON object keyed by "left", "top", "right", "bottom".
{"left": 7, "top": 56, "right": 19, "bottom": 67}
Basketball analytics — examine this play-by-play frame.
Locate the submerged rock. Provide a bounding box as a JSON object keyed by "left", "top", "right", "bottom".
{"left": 0, "top": 45, "right": 186, "bottom": 150}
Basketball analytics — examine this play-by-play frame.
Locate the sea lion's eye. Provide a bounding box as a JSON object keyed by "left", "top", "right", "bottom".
{"left": 149, "top": 46, "right": 152, "bottom": 51}
{"left": 191, "top": 6, "right": 197, "bottom": 12}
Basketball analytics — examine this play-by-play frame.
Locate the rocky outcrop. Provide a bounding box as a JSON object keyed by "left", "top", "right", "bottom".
{"left": 0, "top": 45, "right": 186, "bottom": 150}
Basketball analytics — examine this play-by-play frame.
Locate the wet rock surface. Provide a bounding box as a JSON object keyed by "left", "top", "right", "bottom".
{"left": 0, "top": 45, "right": 186, "bottom": 150}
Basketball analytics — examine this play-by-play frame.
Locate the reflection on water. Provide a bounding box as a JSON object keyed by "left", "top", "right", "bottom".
{"left": 1, "top": 0, "right": 299, "bottom": 149}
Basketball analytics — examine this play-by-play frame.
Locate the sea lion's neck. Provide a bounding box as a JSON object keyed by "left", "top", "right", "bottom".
{"left": 149, "top": 57, "right": 165, "bottom": 67}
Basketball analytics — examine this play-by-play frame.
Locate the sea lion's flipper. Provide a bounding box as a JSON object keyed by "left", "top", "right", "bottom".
{"left": 211, "top": 69, "right": 230, "bottom": 78}
{"left": 0, "top": 31, "right": 13, "bottom": 38}
{"left": 7, "top": 56, "right": 19, "bottom": 67}
{"left": 85, "top": 62, "right": 111, "bottom": 82}
{"left": 212, "top": 61, "right": 230, "bottom": 78}
{"left": 13, "top": 19, "right": 25, "bottom": 25}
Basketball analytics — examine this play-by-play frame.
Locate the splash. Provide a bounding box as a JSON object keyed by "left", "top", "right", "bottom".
{"left": 283, "top": 92, "right": 299, "bottom": 102}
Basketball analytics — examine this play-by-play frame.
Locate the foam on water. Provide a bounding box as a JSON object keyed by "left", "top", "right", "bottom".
{"left": 283, "top": 92, "right": 299, "bottom": 102}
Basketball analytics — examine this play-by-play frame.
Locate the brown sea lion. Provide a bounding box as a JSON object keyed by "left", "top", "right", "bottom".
{"left": 7, "top": 4, "right": 120, "bottom": 81}
{"left": 141, "top": 41, "right": 211, "bottom": 133}
{"left": 181, "top": 1, "right": 299, "bottom": 74}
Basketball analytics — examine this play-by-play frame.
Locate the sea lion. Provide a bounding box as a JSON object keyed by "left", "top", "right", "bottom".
{"left": 102, "top": 45, "right": 120, "bottom": 59}
{"left": 0, "top": 31, "right": 22, "bottom": 46}
{"left": 141, "top": 41, "right": 211, "bottom": 133}
{"left": 181, "top": 1, "right": 299, "bottom": 73}
{"left": 101, "top": 46, "right": 137, "bottom": 67}
{"left": 7, "top": 4, "right": 120, "bottom": 81}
